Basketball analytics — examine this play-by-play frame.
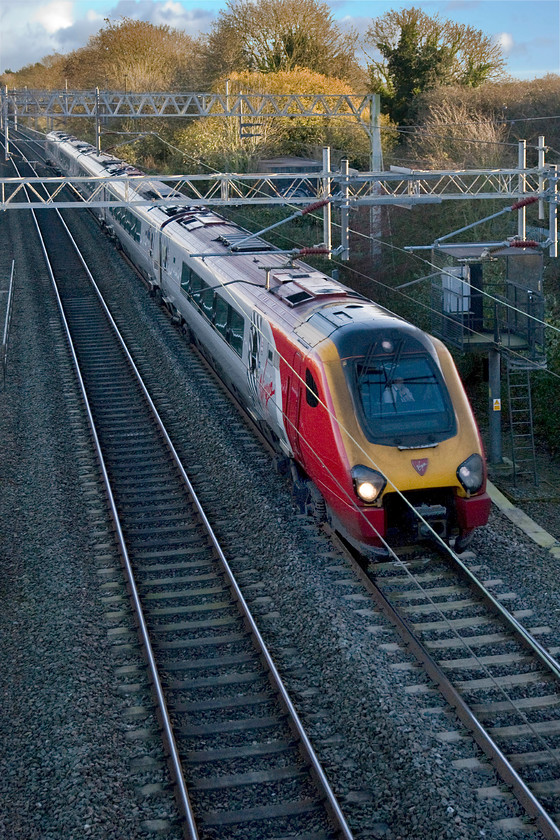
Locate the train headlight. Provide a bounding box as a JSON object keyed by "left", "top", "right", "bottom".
{"left": 457, "top": 454, "right": 484, "bottom": 494}
{"left": 352, "top": 465, "right": 387, "bottom": 504}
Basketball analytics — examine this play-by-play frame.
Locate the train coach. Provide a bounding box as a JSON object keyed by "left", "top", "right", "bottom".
{"left": 46, "top": 130, "right": 491, "bottom": 555}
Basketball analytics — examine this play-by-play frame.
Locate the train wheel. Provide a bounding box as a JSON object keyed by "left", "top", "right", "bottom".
{"left": 306, "top": 485, "right": 327, "bottom": 523}
{"left": 273, "top": 455, "right": 290, "bottom": 476}
{"left": 292, "top": 477, "right": 309, "bottom": 514}
{"left": 454, "top": 530, "right": 474, "bottom": 553}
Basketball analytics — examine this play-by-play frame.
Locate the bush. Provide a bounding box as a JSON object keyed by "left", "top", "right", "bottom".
{"left": 414, "top": 76, "right": 560, "bottom": 163}
{"left": 405, "top": 100, "right": 510, "bottom": 168}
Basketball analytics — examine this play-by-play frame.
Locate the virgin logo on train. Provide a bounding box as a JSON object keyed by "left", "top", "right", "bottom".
{"left": 412, "top": 459, "right": 429, "bottom": 476}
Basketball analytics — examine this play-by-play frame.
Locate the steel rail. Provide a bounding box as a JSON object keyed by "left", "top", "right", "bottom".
{"left": 8, "top": 150, "right": 200, "bottom": 840}
{"left": 1, "top": 259, "right": 14, "bottom": 389}
{"left": 448, "top": 546, "right": 560, "bottom": 683}
{"left": 54, "top": 197, "right": 354, "bottom": 840}
{"left": 339, "top": 537, "right": 560, "bottom": 840}
{"left": 10, "top": 139, "right": 353, "bottom": 840}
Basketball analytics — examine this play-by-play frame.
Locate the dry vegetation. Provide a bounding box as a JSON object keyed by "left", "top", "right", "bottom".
{"left": 413, "top": 76, "right": 560, "bottom": 167}
{"left": 404, "top": 101, "right": 510, "bottom": 169}
{"left": 3, "top": 11, "right": 560, "bottom": 449}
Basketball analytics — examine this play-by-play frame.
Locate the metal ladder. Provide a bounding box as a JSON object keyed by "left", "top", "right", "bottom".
{"left": 506, "top": 362, "right": 538, "bottom": 485}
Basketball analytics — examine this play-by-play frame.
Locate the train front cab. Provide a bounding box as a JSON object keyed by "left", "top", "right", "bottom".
{"left": 298, "top": 313, "right": 491, "bottom": 552}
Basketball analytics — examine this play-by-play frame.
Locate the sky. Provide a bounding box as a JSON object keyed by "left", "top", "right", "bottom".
{"left": 0, "top": 0, "right": 558, "bottom": 79}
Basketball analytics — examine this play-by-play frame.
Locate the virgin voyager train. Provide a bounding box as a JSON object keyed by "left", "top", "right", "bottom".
{"left": 46, "top": 131, "right": 491, "bottom": 554}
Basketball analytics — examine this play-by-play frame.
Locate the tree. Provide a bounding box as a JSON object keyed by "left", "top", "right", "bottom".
{"left": 366, "top": 7, "right": 507, "bottom": 124}
{"left": 1, "top": 54, "right": 66, "bottom": 89}
{"left": 406, "top": 100, "right": 509, "bottom": 168}
{"left": 202, "top": 0, "right": 363, "bottom": 88}
{"left": 175, "top": 70, "right": 389, "bottom": 173}
{"left": 63, "top": 18, "right": 203, "bottom": 91}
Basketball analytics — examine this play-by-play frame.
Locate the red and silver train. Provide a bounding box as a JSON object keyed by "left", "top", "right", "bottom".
{"left": 46, "top": 131, "right": 491, "bottom": 555}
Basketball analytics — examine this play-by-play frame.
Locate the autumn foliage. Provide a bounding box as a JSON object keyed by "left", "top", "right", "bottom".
{"left": 174, "top": 70, "right": 394, "bottom": 171}
{"left": 2, "top": 19, "right": 201, "bottom": 92}
{"left": 1, "top": 9, "right": 558, "bottom": 173}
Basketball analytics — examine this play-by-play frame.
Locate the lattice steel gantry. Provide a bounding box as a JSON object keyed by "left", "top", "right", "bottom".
{"left": 1, "top": 87, "right": 384, "bottom": 169}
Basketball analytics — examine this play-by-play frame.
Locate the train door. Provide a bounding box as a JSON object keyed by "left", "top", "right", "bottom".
{"left": 248, "top": 319, "right": 260, "bottom": 385}
{"left": 155, "top": 227, "right": 162, "bottom": 288}
{"left": 287, "top": 351, "right": 303, "bottom": 459}
{"left": 247, "top": 313, "right": 286, "bottom": 442}
{"left": 248, "top": 313, "right": 269, "bottom": 417}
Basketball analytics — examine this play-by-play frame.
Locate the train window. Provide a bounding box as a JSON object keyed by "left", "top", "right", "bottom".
{"left": 229, "top": 309, "right": 245, "bottom": 356}
{"left": 117, "top": 208, "right": 141, "bottom": 242}
{"left": 353, "top": 353, "right": 456, "bottom": 446}
{"left": 180, "top": 262, "right": 191, "bottom": 294}
{"left": 214, "top": 295, "right": 229, "bottom": 337}
{"left": 305, "top": 369, "right": 320, "bottom": 408}
{"left": 201, "top": 287, "right": 214, "bottom": 320}
{"left": 189, "top": 274, "right": 204, "bottom": 308}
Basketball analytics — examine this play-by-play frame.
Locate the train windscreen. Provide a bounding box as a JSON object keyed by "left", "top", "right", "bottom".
{"left": 348, "top": 339, "right": 457, "bottom": 447}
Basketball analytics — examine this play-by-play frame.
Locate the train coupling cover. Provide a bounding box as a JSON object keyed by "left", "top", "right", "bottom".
{"left": 414, "top": 504, "right": 448, "bottom": 541}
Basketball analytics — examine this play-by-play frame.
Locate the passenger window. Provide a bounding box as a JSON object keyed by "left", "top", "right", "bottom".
{"left": 201, "top": 287, "right": 214, "bottom": 320}
{"left": 189, "top": 274, "right": 203, "bottom": 308}
{"left": 180, "top": 262, "right": 191, "bottom": 293}
{"left": 305, "top": 368, "right": 320, "bottom": 408}
{"left": 214, "top": 296, "right": 228, "bottom": 336}
{"left": 229, "top": 309, "right": 245, "bottom": 356}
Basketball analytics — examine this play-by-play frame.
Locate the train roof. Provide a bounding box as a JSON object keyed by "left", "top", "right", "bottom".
{"left": 47, "top": 131, "right": 415, "bottom": 345}
{"left": 48, "top": 131, "right": 144, "bottom": 176}
{"left": 155, "top": 207, "right": 405, "bottom": 338}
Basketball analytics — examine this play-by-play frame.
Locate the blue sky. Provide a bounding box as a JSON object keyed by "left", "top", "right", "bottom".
{"left": 1, "top": 0, "right": 558, "bottom": 78}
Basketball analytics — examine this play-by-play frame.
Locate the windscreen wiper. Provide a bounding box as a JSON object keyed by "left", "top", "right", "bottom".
{"left": 357, "top": 339, "right": 380, "bottom": 385}
{"left": 383, "top": 339, "right": 404, "bottom": 390}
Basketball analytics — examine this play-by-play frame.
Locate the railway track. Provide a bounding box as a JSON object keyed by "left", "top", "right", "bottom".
{"left": 7, "top": 136, "right": 353, "bottom": 840}
{"left": 8, "top": 126, "right": 560, "bottom": 838}
{"left": 337, "top": 536, "right": 560, "bottom": 839}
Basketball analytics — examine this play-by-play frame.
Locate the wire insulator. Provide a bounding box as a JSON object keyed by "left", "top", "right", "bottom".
{"left": 510, "top": 196, "right": 539, "bottom": 211}
{"left": 509, "top": 240, "right": 540, "bottom": 248}
{"left": 300, "top": 198, "right": 330, "bottom": 216}
{"left": 297, "top": 247, "right": 331, "bottom": 256}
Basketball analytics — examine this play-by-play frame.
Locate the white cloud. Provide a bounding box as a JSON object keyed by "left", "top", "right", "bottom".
{"left": 32, "top": 1, "right": 74, "bottom": 34}
{"left": 161, "top": 1, "right": 184, "bottom": 14}
{"left": 0, "top": 0, "right": 218, "bottom": 72}
{"left": 495, "top": 32, "right": 514, "bottom": 53}
{"left": 103, "top": 0, "right": 215, "bottom": 36}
